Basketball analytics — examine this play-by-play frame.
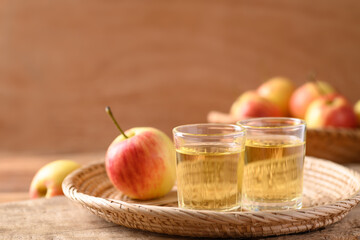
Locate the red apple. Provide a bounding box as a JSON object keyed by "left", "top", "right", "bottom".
{"left": 289, "top": 81, "right": 335, "bottom": 119}
{"left": 305, "top": 94, "right": 358, "bottom": 128}
{"left": 230, "top": 91, "right": 282, "bottom": 120}
{"left": 29, "top": 160, "right": 81, "bottom": 199}
{"left": 105, "top": 107, "right": 176, "bottom": 200}
{"left": 257, "top": 77, "right": 295, "bottom": 116}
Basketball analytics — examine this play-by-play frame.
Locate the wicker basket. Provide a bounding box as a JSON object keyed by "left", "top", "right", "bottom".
{"left": 62, "top": 157, "right": 360, "bottom": 238}
{"left": 207, "top": 111, "right": 360, "bottom": 164}
{"left": 307, "top": 128, "right": 360, "bottom": 163}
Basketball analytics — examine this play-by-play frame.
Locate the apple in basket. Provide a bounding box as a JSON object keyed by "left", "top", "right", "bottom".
{"left": 305, "top": 93, "right": 358, "bottom": 128}
{"left": 207, "top": 91, "right": 282, "bottom": 123}
{"left": 29, "top": 160, "right": 81, "bottom": 199}
{"left": 257, "top": 76, "right": 295, "bottom": 116}
{"left": 289, "top": 80, "right": 336, "bottom": 119}
{"left": 230, "top": 91, "right": 282, "bottom": 119}
{"left": 104, "top": 106, "right": 176, "bottom": 200}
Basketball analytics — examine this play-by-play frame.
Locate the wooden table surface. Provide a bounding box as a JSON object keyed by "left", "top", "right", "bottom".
{"left": 1, "top": 196, "right": 360, "bottom": 240}
{"left": 1, "top": 152, "right": 360, "bottom": 239}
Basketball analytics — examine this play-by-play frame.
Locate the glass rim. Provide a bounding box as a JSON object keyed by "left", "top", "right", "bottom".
{"left": 173, "top": 123, "right": 245, "bottom": 137}
{"left": 237, "top": 117, "right": 306, "bottom": 129}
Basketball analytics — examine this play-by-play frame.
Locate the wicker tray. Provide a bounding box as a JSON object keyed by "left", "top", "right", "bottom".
{"left": 62, "top": 157, "right": 360, "bottom": 238}
{"left": 307, "top": 128, "right": 360, "bottom": 163}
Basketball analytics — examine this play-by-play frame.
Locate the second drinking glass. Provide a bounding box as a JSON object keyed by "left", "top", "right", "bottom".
{"left": 237, "top": 117, "right": 306, "bottom": 211}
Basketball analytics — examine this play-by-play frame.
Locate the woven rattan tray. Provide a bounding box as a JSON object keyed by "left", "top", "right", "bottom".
{"left": 62, "top": 157, "right": 360, "bottom": 238}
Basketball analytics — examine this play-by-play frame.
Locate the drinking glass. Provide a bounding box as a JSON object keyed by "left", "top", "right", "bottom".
{"left": 173, "top": 124, "right": 246, "bottom": 211}
{"left": 237, "top": 117, "right": 306, "bottom": 211}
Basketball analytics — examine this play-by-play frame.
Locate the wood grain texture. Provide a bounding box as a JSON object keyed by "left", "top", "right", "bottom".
{"left": 0, "top": 196, "right": 359, "bottom": 239}
{"left": 1, "top": 0, "right": 360, "bottom": 154}
{"left": 1, "top": 153, "right": 359, "bottom": 238}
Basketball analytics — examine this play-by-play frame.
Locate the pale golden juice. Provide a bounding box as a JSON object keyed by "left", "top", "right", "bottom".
{"left": 242, "top": 135, "right": 305, "bottom": 211}
{"left": 176, "top": 143, "right": 245, "bottom": 211}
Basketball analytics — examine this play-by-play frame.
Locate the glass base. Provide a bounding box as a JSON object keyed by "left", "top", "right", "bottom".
{"left": 178, "top": 202, "right": 241, "bottom": 212}
{"left": 241, "top": 197, "right": 302, "bottom": 211}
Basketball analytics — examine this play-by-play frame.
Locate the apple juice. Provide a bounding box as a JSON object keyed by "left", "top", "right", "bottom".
{"left": 242, "top": 135, "right": 305, "bottom": 211}
{"left": 176, "top": 143, "right": 244, "bottom": 211}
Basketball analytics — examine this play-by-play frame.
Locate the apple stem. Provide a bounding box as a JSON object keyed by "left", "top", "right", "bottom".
{"left": 308, "top": 71, "right": 317, "bottom": 83}
{"left": 105, "top": 106, "right": 129, "bottom": 139}
{"left": 308, "top": 72, "right": 325, "bottom": 95}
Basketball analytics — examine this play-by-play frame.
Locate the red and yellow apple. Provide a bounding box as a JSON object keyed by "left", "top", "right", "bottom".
{"left": 289, "top": 81, "right": 335, "bottom": 119}
{"left": 105, "top": 107, "right": 176, "bottom": 200}
{"left": 305, "top": 94, "right": 358, "bottom": 128}
{"left": 29, "top": 160, "right": 81, "bottom": 199}
{"left": 230, "top": 91, "right": 282, "bottom": 120}
{"left": 354, "top": 100, "right": 360, "bottom": 125}
{"left": 257, "top": 77, "right": 295, "bottom": 116}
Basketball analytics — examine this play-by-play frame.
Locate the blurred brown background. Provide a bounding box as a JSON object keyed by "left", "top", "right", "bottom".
{"left": 1, "top": 0, "right": 360, "bottom": 154}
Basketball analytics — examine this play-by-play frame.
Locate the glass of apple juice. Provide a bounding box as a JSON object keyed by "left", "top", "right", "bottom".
{"left": 173, "top": 124, "right": 246, "bottom": 211}
{"left": 237, "top": 117, "right": 306, "bottom": 211}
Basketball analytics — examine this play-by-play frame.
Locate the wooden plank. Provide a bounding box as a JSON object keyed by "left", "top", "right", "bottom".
{"left": 0, "top": 197, "right": 190, "bottom": 239}
{"left": 0, "top": 0, "right": 360, "bottom": 153}
{"left": 0, "top": 196, "right": 359, "bottom": 239}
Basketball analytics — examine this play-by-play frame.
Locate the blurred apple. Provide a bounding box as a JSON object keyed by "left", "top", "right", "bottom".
{"left": 305, "top": 94, "right": 358, "bottom": 128}
{"left": 230, "top": 91, "right": 282, "bottom": 119}
{"left": 29, "top": 160, "right": 81, "bottom": 199}
{"left": 289, "top": 80, "right": 335, "bottom": 119}
{"left": 355, "top": 100, "right": 360, "bottom": 125}
{"left": 257, "top": 77, "right": 295, "bottom": 116}
{"left": 207, "top": 111, "right": 238, "bottom": 124}
{"left": 105, "top": 107, "right": 176, "bottom": 200}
